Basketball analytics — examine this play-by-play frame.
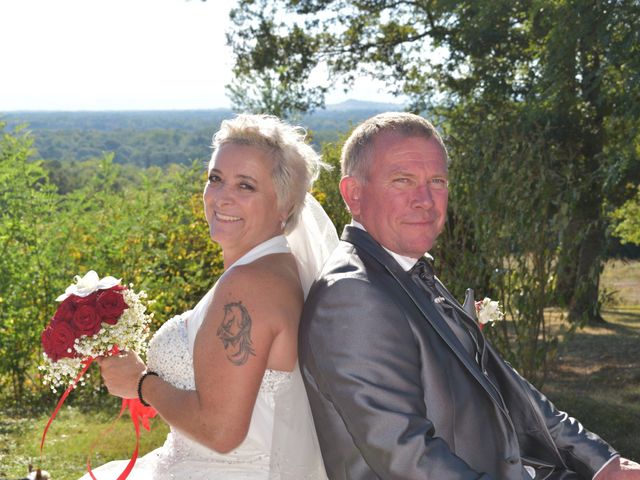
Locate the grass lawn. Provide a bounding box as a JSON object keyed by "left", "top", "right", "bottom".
{"left": 0, "top": 404, "right": 169, "bottom": 479}
{"left": 539, "top": 259, "right": 640, "bottom": 460}
{"left": 601, "top": 258, "right": 640, "bottom": 307}
{"left": 2, "top": 259, "right": 639, "bottom": 479}
{"left": 542, "top": 306, "right": 640, "bottom": 460}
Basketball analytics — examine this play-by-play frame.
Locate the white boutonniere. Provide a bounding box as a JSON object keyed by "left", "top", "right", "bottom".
{"left": 475, "top": 297, "right": 504, "bottom": 329}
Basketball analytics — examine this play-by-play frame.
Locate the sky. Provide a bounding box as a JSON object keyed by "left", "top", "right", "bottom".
{"left": 0, "top": 0, "right": 398, "bottom": 111}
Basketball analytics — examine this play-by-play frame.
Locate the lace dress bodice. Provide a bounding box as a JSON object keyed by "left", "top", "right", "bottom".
{"left": 144, "top": 312, "right": 293, "bottom": 475}
{"left": 148, "top": 310, "right": 293, "bottom": 394}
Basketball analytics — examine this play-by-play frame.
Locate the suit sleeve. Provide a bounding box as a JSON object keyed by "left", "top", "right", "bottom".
{"left": 302, "top": 276, "right": 492, "bottom": 479}
{"left": 508, "top": 364, "right": 618, "bottom": 478}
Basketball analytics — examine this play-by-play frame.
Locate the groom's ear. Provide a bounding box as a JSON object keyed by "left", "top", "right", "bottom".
{"left": 339, "top": 175, "right": 362, "bottom": 217}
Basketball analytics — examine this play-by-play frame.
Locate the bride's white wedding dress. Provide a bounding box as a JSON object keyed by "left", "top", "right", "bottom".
{"left": 81, "top": 231, "right": 332, "bottom": 480}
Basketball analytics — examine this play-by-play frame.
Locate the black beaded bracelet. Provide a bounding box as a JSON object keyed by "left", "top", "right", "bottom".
{"left": 137, "top": 371, "right": 158, "bottom": 407}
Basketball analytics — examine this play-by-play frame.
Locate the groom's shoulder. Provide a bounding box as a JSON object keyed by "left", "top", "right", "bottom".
{"left": 310, "top": 239, "right": 393, "bottom": 300}
{"left": 302, "top": 239, "right": 407, "bottom": 331}
{"left": 319, "top": 239, "right": 367, "bottom": 280}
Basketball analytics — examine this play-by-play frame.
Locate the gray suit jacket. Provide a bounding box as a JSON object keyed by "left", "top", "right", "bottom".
{"left": 299, "top": 226, "right": 616, "bottom": 479}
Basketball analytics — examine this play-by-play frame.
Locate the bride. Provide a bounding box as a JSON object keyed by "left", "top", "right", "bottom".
{"left": 82, "top": 114, "right": 338, "bottom": 479}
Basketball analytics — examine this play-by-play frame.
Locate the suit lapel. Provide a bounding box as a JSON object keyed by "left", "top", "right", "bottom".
{"left": 341, "top": 226, "right": 507, "bottom": 411}
{"left": 433, "top": 280, "right": 489, "bottom": 370}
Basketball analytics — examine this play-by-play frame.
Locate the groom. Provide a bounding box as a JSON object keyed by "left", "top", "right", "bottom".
{"left": 298, "top": 112, "right": 640, "bottom": 479}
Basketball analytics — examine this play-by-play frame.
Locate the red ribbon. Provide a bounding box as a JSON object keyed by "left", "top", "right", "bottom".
{"left": 86, "top": 397, "right": 157, "bottom": 479}
{"left": 40, "top": 350, "right": 157, "bottom": 479}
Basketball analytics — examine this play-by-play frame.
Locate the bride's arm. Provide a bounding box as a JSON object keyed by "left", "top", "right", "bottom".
{"left": 98, "top": 261, "right": 302, "bottom": 453}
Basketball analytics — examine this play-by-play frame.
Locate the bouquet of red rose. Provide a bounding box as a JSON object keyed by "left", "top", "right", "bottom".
{"left": 39, "top": 271, "right": 156, "bottom": 479}
{"left": 40, "top": 271, "right": 152, "bottom": 389}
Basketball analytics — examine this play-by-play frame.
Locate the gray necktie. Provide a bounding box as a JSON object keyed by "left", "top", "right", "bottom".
{"left": 410, "top": 258, "right": 478, "bottom": 358}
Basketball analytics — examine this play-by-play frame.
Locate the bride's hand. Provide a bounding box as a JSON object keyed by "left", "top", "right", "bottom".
{"left": 96, "top": 351, "right": 146, "bottom": 399}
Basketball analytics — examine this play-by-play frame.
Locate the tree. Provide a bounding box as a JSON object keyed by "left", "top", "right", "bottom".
{"left": 227, "top": 2, "right": 328, "bottom": 117}
{"left": 437, "top": 103, "right": 567, "bottom": 383}
{"left": 227, "top": 0, "right": 640, "bottom": 325}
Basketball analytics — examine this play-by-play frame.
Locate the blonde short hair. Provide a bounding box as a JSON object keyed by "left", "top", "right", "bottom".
{"left": 211, "top": 114, "right": 325, "bottom": 233}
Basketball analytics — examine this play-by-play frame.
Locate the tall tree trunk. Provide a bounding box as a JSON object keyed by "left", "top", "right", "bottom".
{"left": 568, "top": 217, "right": 607, "bottom": 324}
{"left": 555, "top": 217, "right": 581, "bottom": 307}
{"left": 568, "top": 13, "right": 607, "bottom": 324}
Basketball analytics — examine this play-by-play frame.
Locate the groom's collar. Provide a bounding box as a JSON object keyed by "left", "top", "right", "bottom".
{"left": 349, "top": 220, "right": 433, "bottom": 272}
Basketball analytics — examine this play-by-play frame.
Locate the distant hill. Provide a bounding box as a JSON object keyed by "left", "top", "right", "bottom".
{"left": 325, "top": 99, "right": 404, "bottom": 111}
{"left": 0, "top": 101, "right": 406, "bottom": 167}
{"left": 1, "top": 109, "right": 231, "bottom": 132}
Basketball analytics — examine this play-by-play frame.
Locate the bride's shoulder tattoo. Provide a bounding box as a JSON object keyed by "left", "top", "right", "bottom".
{"left": 216, "top": 300, "right": 256, "bottom": 366}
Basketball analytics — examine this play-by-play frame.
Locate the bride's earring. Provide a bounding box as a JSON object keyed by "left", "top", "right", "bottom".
{"left": 281, "top": 220, "right": 286, "bottom": 230}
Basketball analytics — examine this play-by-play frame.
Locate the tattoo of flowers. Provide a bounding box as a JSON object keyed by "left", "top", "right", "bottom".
{"left": 216, "top": 301, "right": 256, "bottom": 366}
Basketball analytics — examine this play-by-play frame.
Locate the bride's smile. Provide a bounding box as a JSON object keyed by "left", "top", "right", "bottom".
{"left": 215, "top": 212, "right": 242, "bottom": 222}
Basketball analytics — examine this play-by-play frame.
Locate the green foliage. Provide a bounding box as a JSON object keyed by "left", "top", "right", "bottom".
{"left": 53, "top": 157, "right": 223, "bottom": 329}
{"left": 1, "top": 110, "right": 227, "bottom": 168}
{"left": 227, "top": 3, "right": 328, "bottom": 117}
{"left": 313, "top": 138, "right": 350, "bottom": 235}
{"left": 2, "top": 108, "right": 400, "bottom": 168}
{"left": 0, "top": 123, "right": 62, "bottom": 404}
{"left": 34, "top": 127, "right": 214, "bottom": 168}
{"left": 434, "top": 105, "right": 568, "bottom": 384}
{"left": 611, "top": 185, "right": 640, "bottom": 246}
{"left": 0, "top": 124, "right": 222, "bottom": 406}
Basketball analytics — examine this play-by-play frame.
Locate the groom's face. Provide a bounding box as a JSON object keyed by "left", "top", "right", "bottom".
{"left": 349, "top": 132, "right": 449, "bottom": 258}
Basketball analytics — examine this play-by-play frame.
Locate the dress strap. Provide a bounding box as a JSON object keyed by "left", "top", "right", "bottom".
{"left": 229, "top": 235, "right": 290, "bottom": 268}
{"left": 186, "top": 235, "right": 291, "bottom": 352}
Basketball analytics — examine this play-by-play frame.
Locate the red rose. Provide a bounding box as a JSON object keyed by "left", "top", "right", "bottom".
{"left": 42, "top": 321, "right": 77, "bottom": 361}
{"left": 96, "top": 287, "right": 128, "bottom": 325}
{"left": 71, "top": 301, "right": 102, "bottom": 337}
{"left": 73, "top": 294, "right": 97, "bottom": 307}
{"left": 53, "top": 296, "right": 77, "bottom": 324}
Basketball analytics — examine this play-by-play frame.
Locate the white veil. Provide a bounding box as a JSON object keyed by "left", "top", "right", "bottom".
{"left": 270, "top": 193, "right": 339, "bottom": 479}
{"left": 286, "top": 193, "right": 340, "bottom": 296}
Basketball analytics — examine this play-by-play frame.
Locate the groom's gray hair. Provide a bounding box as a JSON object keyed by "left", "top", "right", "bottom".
{"left": 211, "top": 114, "right": 327, "bottom": 233}
{"left": 341, "top": 112, "right": 448, "bottom": 180}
